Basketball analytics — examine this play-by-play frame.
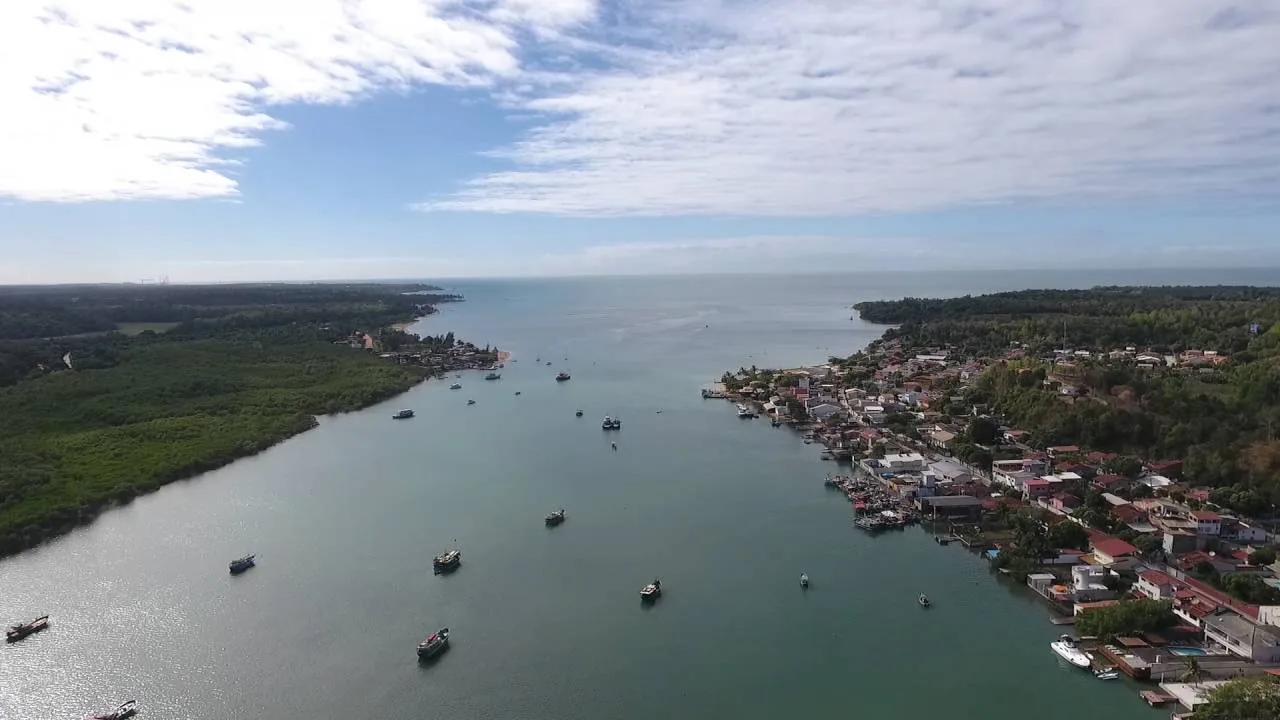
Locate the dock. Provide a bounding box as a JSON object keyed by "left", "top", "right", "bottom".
{"left": 1139, "top": 690, "right": 1176, "bottom": 707}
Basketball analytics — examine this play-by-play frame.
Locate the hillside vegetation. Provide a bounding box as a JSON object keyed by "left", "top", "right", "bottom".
{"left": 856, "top": 286, "right": 1280, "bottom": 515}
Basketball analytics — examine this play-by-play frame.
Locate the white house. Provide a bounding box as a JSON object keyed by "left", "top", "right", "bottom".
{"left": 1203, "top": 611, "right": 1280, "bottom": 662}
{"left": 1136, "top": 570, "right": 1179, "bottom": 600}
{"left": 882, "top": 452, "right": 926, "bottom": 473}
{"left": 1072, "top": 565, "right": 1114, "bottom": 602}
{"left": 1190, "top": 510, "right": 1222, "bottom": 537}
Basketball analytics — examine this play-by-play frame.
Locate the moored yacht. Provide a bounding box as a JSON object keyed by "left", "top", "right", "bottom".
{"left": 88, "top": 700, "right": 137, "bottom": 720}
{"left": 555, "top": 372, "right": 571, "bottom": 382}
{"left": 392, "top": 409, "right": 415, "bottom": 419}
{"left": 467, "top": 399, "right": 476, "bottom": 405}
{"left": 545, "top": 508, "right": 566, "bottom": 526}
{"left": 228, "top": 555, "right": 256, "bottom": 575}
{"left": 484, "top": 372, "right": 501, "bottom": 380}
{"left": 640, "top": 578, "right": 662, "bottom": 602}
{"left": 1050, "top": 634, "right": 1092, "bottom": 668}
{"left": 433, "top": 549, "right": 462, "bottom": 574}
{"left": 449, "top": 383, "right": 462, "bottom": 390}
{"left": 601, "top": 416, "right": 621, "bottom": 430}
{"left": 417, "top": 627, "right": 450, "bottom": 660}
{"left": 5, "top": 615, "right": 49, "bottom": 643}
{"left": 736, "top": 404, "right": 756, "bottom": 418}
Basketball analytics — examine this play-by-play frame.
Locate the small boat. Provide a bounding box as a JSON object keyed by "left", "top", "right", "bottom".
{"left": 417, "top": 627, "right": 450, "bottom": 660}
{"left": 1050, "top": 635, "right": 1092, "bottom": 668}
{"left": 484, "top": 372, "right": 501, "bottom": 380}
{"left": 514, "top": 391, "right": 522, "bottom": 396}
{"left": 555, "top": 372, "right": 571, "bottom": 382}
{"left": 433, "top": 549, "right": 462, "bottom": 574}
{"left": 601, "top": 416, "right": 621, "bottom": 430}
{"left": 918, "top": 593, "right": 931, "bottom": 607}
{"left": 611, "top": 442, "right": 617, "bottom": 451}
{"left": 1094, "top": 667, "right": 1120, "bottom": 680}
{"left": 800, "top": 573, "right": 809, "bottom": 588}
{"left": 88, "top": 700, "right": 137, "bottom": 720}
{"left": 736, "top": 404, "right": 756, "bottom": 418}
{"left": 545, "top": 361, "right": 552, "bottom": 366}
{"left": 545, "top": 509, "right": 566, "bottom": 526}
{"left": 228, "top": 554, "right": 256, "bottom": 575}
{"left": 640, "top": 578, "right": 662, "bottom": 602}
{"left": 5, "top": 615, "right": 50, "bottom": 643}
{"left": 449, "top": 383, "right": 462, "bottom": 390}
{"left": 771, "top": 418, "right": 781, "bottom": 427}
{"left": 392, "top": 409, "right": 415, "bottom": 419}
{"left": 575, "top": 410, "right": 584, "bottom": 417}
{"left": 467, "top": 399, "right": 476, "bottom": 405}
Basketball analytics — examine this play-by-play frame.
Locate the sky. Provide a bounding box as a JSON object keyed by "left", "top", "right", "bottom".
{"left": 2, "top": 0, "right": 1280, "bottom": 283}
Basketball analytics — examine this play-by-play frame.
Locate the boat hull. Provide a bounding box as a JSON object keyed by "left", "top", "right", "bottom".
{"left": 1051, "top": 641, "right": 1092, "bottom": 668}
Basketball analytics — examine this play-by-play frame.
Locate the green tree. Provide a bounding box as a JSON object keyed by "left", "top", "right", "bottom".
{"left": 1134, "top": 534, "right": 1163, "bottom": 559}
{"left": 967, "top": 416, "right": 999, "bottom": 445}
{"left": 1196, "top": 676, "right": 1280, "bottom": 720}
{"left": 1047, "top": 520, "right": 1089, "bottom": 550}
{"left": 1249, "top": 547, "right": 1277, "bottom": 566}
{"left": 1074, "top": 599, "right": 1175, "bottom": 641}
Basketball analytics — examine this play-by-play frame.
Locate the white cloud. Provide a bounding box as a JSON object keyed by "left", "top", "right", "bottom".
{"left": 0, "top": 0, "right": 596, "bottom": 202}
{"left": 427, "top": 0, "right": 1280, "bottom": 216}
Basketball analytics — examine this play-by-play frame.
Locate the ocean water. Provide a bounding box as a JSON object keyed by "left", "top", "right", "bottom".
{"left": 4, "top": 269, "right": 1272, "bottom": 720}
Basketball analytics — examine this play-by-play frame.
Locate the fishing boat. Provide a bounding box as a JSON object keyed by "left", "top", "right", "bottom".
{"left": 484, "top": 372, "right": 501, "bottom": 380}
{"left": 416, "top": 627, "right": 450, "bottom": 660}
{"left": 545, "top": 361, "right": 552, "bottom": 366}
{"left": 228, "top": 555, "right": 256, "bottom": 575}
{"left": 433, "top": 549, "right": 462, "bottom": 574}
{"left": 514, "top": 391, "right": 521, "bottom": 396}
{"left": 545, "top": 509, "right": 566, "bottom": 527}
{"left": 1050, "top": 634, "right": 1092, "bottom": 668}
{"left": 88, "top": 700, "right": 137, "bottom": 720}
{"left": 5, "top": 615, "right": 49, "bottom": 643}
{"left": 1094, "top": 667, "right": 1120, "bottom": 680}
{"left": 736, "top": 404, "right": 756, "bottom": 418}
{"left": 575, "top": 410, "right": 584, "bottom": 417}
{"left": 601, "top": 416, "right": 621, "bottom": 430}
{"left": 555, "top": 372, "right": 571, "bottom": 382}
{"left": 800, "top": 573, "right": 809, "bottom": 588}
{"left": 392, "top": 409, "right": 415, "bottom": 419}
{"left": 640, "top": 578, "right": 662, "bottom": 602}
{"left": 467, "top": 399, "right": 476, "bottom": 405}
{"left": 918, "top": 593, "right": 931, "bottom": 607}
{"left": 771, "top": 418, "right": 781, "bottom": 427}
{"left": 449, "top": 383, "right": 462, "bottom": 390}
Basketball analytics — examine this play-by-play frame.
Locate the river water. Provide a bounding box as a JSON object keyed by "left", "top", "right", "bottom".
{"left": 7, "top": 269, "right": 1272, "bottom": 720}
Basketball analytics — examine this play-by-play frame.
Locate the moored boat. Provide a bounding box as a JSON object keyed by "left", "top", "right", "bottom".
{"left": 545, "top": 509, "right": 566, "bottom": 526}
{"left": 1094, "top": 667, "right": 1120, "bottom": 680}
{"left": 555, "top": 372, "right": 571, "bottom": 382}
{"left": 88, "top": 700, "right": 137, "bottom": 720}
{"left": 736, "top": 404, "right": 756, "bottom": 418}
{"left": 433, "top": 549, "right": 462, "bottom": 574}
{"left": 575, "top": 410, "right": 584, "bottom": 417}
{"left": 392, "top": 409, "right": 415, "bottom": 419}
{"left": 466, "top": 399, "right": 476, "bottom": 405}
{"left": 416, "top": 627, "right": 450, "bottom": 660}
{"left": 601, "top": 416, "right": 621, "bottom": 430}
{"left": 800, "top": 573, "right": 809, "bottom": 588}
{"left": 1050, "top": 634, "right": 1092, "bottom": 668}
{"left": 918, "top": 593, "right": 931, "bottom": 607}
{"left": 484, "top": 372, "right": 501, "bottom": 380}
{"left": 640, "top": 578, "right": 662, "bottom": 602}
{"left": 449, "top": 383, "right": 462, "bottom": 390}
{"left": 228, "top": 555, "right": 256, "bottom": 575}
{"left": 5, "top": 615, "right": 50, "bottom": 643}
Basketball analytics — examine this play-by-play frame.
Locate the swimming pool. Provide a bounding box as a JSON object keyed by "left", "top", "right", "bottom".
{"left": 1169, "top": 647, "right": 1207, "bottom": 656}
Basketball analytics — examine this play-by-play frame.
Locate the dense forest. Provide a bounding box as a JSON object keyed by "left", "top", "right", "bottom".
{"left": 855, "top": 287, "right": 1280, "bottom": 516}
{"left": 0, "top": 283, "right": 452, "bottom": 555}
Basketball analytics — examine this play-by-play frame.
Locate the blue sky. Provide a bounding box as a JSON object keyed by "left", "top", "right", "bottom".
{"left": 3, "top": 1, "right": 1280, "bottom": 283}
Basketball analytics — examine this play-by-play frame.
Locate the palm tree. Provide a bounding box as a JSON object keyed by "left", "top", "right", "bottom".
{"left": 1180, "top": 656, "right": 1205, "bottom": 683}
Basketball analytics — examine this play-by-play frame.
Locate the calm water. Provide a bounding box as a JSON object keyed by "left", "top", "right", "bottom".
{"left": 5, "top": 269, "right": 1274, "bottom": 720}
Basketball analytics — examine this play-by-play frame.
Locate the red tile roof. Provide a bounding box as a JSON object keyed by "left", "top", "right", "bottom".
{"left": 1025, "top": 478, "right": 1050, "bottom": 487}
{"left": 1092, "top": 474, "right": 1125, "bottom": 488}
{"left": 1049, "top": 445, "right": 1081, "bottom": 453}
{"left": 1091, "top": 536, "right": 1138, "bottom": 559}
{"left": 1139, "top": 570, "right": 1177, "bottom": 586}
{"left": 1190, "top": 510, "right": 1221, "bottom": 521}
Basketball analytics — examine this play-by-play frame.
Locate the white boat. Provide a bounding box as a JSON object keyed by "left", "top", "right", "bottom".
{"left": 799, "top": 573, "right": 809, "bottom": 588}
{"left": 1094, "top": 668, "right": 1120, "bottom": 680}
{"left": 449, "top": 383, "right": 462, "bottom": 390}
{"left": 1051, "top": 635, "right": 1092, "bottom": 668}
{"left": 640, "top": 578, "right": 662, "bottom": 601}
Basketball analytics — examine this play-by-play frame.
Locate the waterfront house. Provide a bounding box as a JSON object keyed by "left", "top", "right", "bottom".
{"left": 809, "top": 403, "right": 842, "bottom": 422}
{"left": 1202, "top": 610, "right": 1280, "bottom": 662}
{"left": 927, "top": 460, "right": 972, "bottom": 486}
{"left": 882, "top": 452, "right": 926, "bottom": 473}
{"left": 1072, "top": 565, "right": 1115, "bottom": 602}
{"left": 1089, "top": 535, "right": 1139, "bottom": 568}
{"left": 916, "top": 494, "right": 983, "bottom": 520}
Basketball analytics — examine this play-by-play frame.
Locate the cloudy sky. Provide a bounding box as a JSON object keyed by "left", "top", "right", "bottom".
{"left": 2, "top": 0, "right": 1279, "bottom": 282}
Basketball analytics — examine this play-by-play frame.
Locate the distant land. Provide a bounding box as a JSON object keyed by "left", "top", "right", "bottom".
{"left": 0, "top": 282, "right": 490, "bottom": 556}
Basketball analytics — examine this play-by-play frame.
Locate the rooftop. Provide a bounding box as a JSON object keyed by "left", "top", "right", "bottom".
{"left": 1091, "top": 536, "right": 1138, "bottom": 559}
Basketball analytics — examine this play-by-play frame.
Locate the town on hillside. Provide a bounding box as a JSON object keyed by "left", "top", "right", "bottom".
{"left": 712, "top": 290, "right": 1280, "bottom": 715}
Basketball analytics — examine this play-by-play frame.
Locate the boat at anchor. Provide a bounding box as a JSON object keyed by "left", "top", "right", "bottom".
{"left": 640, "top": 578, "right": 662, "bottom": 602}
{"left": 433, "top": 549, "right": 462, "bottom": 574}
{"left": 545, "top": 509, "right": 566, "bottom": 526}
{"left": 88, "top": 700, "right": 137, "bottom": 720}
{"left": 417, "top": 627, "right": 450, "bottom": 660}
{"left": 5, "top": 615, "right": 49, "bottom": 643}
